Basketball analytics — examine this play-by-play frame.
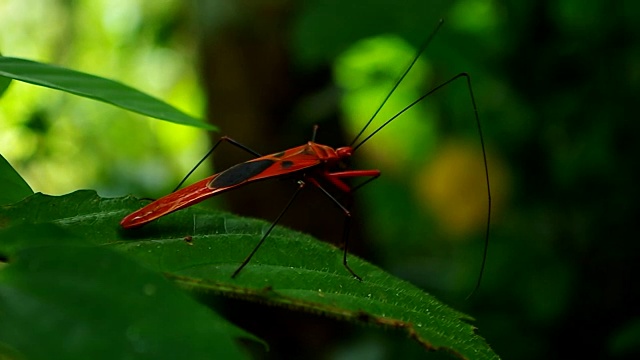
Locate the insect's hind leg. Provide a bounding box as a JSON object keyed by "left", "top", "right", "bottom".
{"left": 231, "top": 180, "right": 306, "bottom": 278}
{"left": 173, "top": 136, "right": 263, "bottom": 191}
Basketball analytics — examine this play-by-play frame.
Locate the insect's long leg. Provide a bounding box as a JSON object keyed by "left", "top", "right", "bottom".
{"left": 306, "top": 178, "right": 362, "bottom": 281}
{"left": 231, "top": 180, "right": 306, "bottom": 278}
{"left": 351, "top": 174, "right": 380, "bottom": 193}
{"left": 340, "top": 214, "right": 359, "bottom": 280}
{"left": 353, "top": 72, "right": 492, "bottom": 296}
{"left": 325, "top": 170, "right": 381, "bottom": 193}
{"left": 325, "top": 172, "right": 380, "bottom": 227}
{"left": 174, "top": 136, "right": 263, "bottom": 192}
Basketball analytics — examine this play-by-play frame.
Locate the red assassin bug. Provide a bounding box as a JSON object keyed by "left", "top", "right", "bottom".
{"left": 121, "top": 20, "right": 491, "bottom": 288}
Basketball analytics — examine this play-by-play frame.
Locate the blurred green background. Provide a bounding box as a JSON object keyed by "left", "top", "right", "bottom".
{"left": 1, "top": 0, "right": 639, "bottom": 359}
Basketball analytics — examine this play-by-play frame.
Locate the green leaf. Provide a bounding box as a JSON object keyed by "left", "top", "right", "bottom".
{"left": 0, "top": 51, "right": 10, "bottom": 98}
{"left": 0, "top": 75, "right": 10, "bottom": 98}
{"left": 0, "top": 56, "right": 213, "bottom": 130}
{"left": 0, "top": 223, "right": 259, "bottom": 360}
{"left": 0, "top": 153, "right": 33, "bottom": 206}
{"left": 0, "top": 190, "right": 499, "bottom": 359}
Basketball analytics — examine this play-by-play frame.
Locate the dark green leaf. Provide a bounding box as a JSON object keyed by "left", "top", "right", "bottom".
{"left": 0, "top": 191, "right": 499, "bottom": 359}
{"left": 0, "top": 56, "right": 213, "bottom": 129}
{"left": 0, "top": 153, "right": 33, "bottom": 206}
{"left": 0, "top": 223, "right": 258, "bottom": 360}
{"left": 0, "top": 75, "right": 10, "bottom": 98}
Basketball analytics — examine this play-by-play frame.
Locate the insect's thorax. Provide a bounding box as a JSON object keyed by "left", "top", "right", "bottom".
{"left": 306, "top": 142, "right": 353, "bottom": 162}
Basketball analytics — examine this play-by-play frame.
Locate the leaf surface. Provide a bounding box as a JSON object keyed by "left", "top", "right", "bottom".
{"left": 0, "top": 191, "right": 499, "bottom": 359}
{"left": 0, "top": 153, "right": 33, "bottom": 206}
{"left": 0, "top": 223, "right": 258, "bottom": 360}
{"left": 0, "top": 56, "right": 212, "bottom": 129}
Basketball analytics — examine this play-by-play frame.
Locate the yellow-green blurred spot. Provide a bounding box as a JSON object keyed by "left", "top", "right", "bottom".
{"left": 416, "top": 139, "right": 509, "bottom": 239}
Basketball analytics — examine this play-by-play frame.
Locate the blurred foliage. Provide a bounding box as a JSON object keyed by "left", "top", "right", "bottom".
{"left": 0, "top": 0, "right": 210, "bottom": 196}
{"left": 1, "top": 0, "right": 639, "bottom": 359}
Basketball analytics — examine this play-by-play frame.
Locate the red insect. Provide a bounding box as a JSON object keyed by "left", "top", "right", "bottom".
{"left": 121, "top": 134, "right": 380, "bottom": 280}
{"left": 121, "top": 20, "right": 491, "bottom": 286}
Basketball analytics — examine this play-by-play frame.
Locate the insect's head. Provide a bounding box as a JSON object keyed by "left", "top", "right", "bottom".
{"left": 335, "top": 146, "right": 353, "bottom": 159}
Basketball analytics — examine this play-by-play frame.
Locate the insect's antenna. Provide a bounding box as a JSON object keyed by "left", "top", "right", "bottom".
{"left": 349, "top": 19, "right": 444, "bottom": 148}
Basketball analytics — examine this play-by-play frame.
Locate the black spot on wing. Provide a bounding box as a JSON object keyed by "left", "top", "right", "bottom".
{"left": 210, "top": 159, "right": 274, "bottom": 188}
{"left": 281, "top": 160, "right": 294, "bottom": 169}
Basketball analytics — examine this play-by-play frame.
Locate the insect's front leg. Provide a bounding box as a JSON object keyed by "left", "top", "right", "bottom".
{"left": 324, "top": 169, "right": 381, "bottom": 193}
{"left": 306, "top": 176, "right": 362, "bottom": 281}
